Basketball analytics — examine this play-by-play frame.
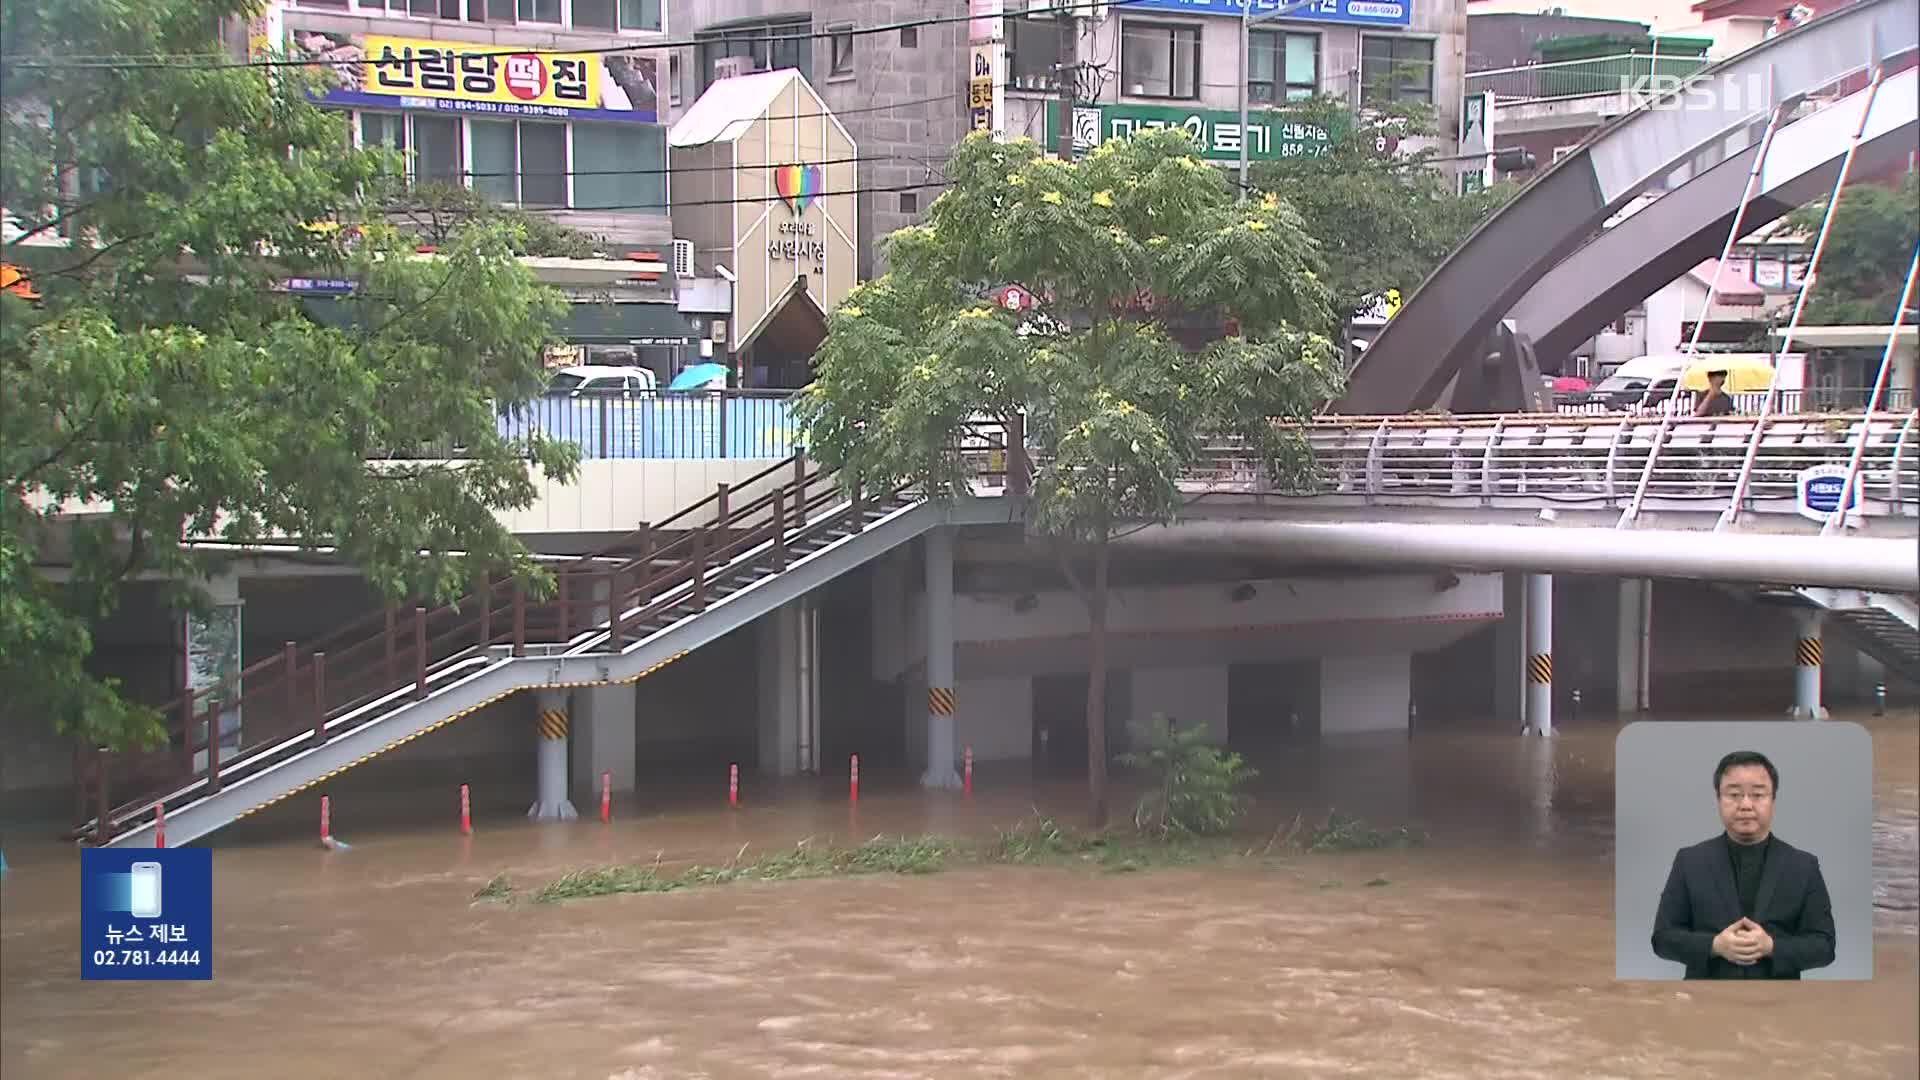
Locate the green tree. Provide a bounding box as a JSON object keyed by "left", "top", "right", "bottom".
{"left": 1117, "top": 713, "right": 1257, "bottom": 840}
{"left": 1784, "top": 171, "right": 1919, "bottom": 325}
{"left": 1, "top": 0, "right": 579, "bottom": 750}
{"left": 795, "top": 130, "right": 1341, "bottom": 826}
{"left": 1251, "top": 95, "right": 1516, "bottom": 324}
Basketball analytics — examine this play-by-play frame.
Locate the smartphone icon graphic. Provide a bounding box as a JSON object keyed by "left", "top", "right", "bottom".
{"left": 129, "top": 862, "right": 163, "bottom": 919}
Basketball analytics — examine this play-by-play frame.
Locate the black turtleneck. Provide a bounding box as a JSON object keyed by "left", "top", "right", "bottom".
{"left": 1725, "top": 832, "right": 1772, "bottom": 918}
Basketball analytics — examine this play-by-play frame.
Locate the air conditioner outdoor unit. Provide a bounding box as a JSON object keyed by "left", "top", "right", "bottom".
{"left": 672, "top": 238, "right": 694, "bottom": 279}
{"left": 712, "top": 56, "right": 756, "bottom": 81}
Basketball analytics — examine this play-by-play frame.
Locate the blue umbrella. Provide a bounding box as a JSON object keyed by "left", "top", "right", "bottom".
{"left": 669, "top": 363, "right": 729, "bottom": 391}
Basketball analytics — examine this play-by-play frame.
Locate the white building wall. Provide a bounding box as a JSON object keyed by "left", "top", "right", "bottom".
{"left": 960, "top": 675, "right": 1034, "bottom": 763}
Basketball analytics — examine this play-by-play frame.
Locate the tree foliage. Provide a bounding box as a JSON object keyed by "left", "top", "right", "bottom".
{"left": 1117, "top": 713, "right": 1257, "bottom": 840}
{"left": 1, "top": 0, "right": 579, "bottom": 749}
{"left": 1783, "top": 171, "right": 1919, "bottom": 326}
{"left": 795, "top": 129, "right": 1342, "bottom": 825}
{"left": 1251, "top": 95, "right": 1516, "bottom": 322}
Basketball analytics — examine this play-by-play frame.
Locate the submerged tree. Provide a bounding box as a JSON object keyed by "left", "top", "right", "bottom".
{"left": 796, "top": 129, "right": 1342, "bottom": 826}
{"left": 2, "top": 0, "right": 579, "bottom": 749}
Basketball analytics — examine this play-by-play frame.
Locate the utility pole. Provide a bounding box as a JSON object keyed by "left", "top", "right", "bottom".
{"left": 1056, "top": 11, "right": 1077, "bottom": 161}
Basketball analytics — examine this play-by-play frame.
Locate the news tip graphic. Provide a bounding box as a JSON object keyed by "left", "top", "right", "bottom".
{"left": 81, "top": 848, "right": 213, "bottom": 981}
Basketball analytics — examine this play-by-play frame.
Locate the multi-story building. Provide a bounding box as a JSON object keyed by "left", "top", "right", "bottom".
{"left": 262, "top": 1, "right": 699, "bottom": 377}
{"left": 668, "top": 1, "right": 1469, "bottom": 276}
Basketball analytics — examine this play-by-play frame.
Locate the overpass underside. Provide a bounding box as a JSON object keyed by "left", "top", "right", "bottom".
{"left": 1336, "top": 0, "right": 1920, "bottom": 414}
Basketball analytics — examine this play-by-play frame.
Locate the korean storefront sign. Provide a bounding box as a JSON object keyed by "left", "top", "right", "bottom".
{"left": 287, "top": 30, "right": 659, "bottom": 123}
{"left": 1121, "top": 0, "right": 1411, "bottom": 28}
{"left": 1051, "top": 102, "right": 1336, "bottom": 163}
{"left": 969, "top": 44, "right": 1003, "bottom": 135}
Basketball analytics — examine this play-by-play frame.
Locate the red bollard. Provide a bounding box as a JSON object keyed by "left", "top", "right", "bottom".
{"left": 320, "top": 795, "right": 332, "bottom": 844}
{"left": 728, "top": 763, "right": 739, "bottom": 808}
{"left": 600, "top": 771, "right": 612, "bottom": 824}
{"left": 154, "top": 802, "right": 166, "bottom": 848}
{"left": 459, "top": 784, "right": 472, "bottom": 835}
{"left": 963, "top": 746, "right": 973, "bottom": 796}
{"left": 850, "top": 754, "right": 860, "bottom": 803}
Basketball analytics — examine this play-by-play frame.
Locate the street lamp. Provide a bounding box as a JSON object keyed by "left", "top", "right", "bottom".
{"left": 1238, "top": 0, "right": 1324, "bottom": 201}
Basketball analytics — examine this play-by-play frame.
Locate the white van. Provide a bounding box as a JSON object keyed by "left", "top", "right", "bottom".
{"left": 1590, "top": 352, "right": 1803, "bottom": 411}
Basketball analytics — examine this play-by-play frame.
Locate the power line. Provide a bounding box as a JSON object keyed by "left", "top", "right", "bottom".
{"left": 1, "top": 0, "right": 1148, "bottom": 71}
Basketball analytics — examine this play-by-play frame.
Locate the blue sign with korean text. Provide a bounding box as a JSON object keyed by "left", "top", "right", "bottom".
{"left": 81, "top": 848, "right": 213, "bottom": 981}
{"left": 1118, "top": 0, "right": 1413, "bottom": 28}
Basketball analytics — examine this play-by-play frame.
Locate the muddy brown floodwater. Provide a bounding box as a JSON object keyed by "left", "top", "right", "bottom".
{"left": 3, "top": 711, "right": 1916, "bottom": 1079}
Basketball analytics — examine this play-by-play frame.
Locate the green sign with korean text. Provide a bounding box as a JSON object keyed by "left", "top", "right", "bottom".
{"left": 1046, "top": 102, "right": 1338, "bottom": 163}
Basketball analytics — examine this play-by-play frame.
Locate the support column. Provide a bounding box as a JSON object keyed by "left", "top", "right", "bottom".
{"left": 1790, "top": 609, "right": 1829, "bottom": 720}
{"left": 1526, "top": 573, "right": 1553, "bottom": 736}
{"left": 1616, "top": 578, "right": 1653, "bottom": 713}
{"left": 922, "top": 528, "right": 961, "bottom": 790}
{"left": 756, "top": 601, "right": 812, "bottom": 777}
{"left": 572, "top": 684, "right": 636, "bottom": 806}
{"left": 528, "top": 688, "right": 577, "bottom": 820}
{"left": 185, "top": 570, "right": 245, "bottom": 770}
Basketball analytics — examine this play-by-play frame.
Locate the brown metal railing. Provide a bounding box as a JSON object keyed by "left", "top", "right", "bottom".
{"left": 78, "top": 426, "right": 1023, "bottom": 844}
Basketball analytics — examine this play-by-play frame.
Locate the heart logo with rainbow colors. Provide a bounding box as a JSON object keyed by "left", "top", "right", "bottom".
{"left": 774, "top": 163, "right": 822, "bottom": 215}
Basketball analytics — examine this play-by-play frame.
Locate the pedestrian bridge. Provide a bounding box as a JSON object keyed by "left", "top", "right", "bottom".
{"left": 83, "top": 408, "right": 1916, "bottom": 850}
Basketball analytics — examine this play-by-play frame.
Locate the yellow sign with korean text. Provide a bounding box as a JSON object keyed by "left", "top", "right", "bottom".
{"left": 289, "top": 30, "right": 660, "bottom": 123}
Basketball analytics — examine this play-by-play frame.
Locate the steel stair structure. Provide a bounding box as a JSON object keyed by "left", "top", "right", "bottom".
{"left": 83, "top": 448, "right": 1021, "bottom": 849}
{"left": 1789, "top": 587, "right": 1920, "bottom": 684}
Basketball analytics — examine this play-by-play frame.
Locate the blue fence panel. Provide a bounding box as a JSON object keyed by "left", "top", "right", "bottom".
{"left": 496, "top": 393, "right": 799, "bottom": 460}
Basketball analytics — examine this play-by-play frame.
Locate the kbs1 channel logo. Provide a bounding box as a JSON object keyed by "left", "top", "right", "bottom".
{"left": 81, "top": 848, "right": 213, "bottom": 980}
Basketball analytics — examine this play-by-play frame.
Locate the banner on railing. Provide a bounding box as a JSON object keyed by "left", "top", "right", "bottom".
{"left": 498, "top": 393, "right": 799, "bottom": 459}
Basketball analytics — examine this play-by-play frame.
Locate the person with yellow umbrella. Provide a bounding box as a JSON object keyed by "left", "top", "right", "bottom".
{"left": 1683, "top": 356, "right": 1776, "bottom": 417}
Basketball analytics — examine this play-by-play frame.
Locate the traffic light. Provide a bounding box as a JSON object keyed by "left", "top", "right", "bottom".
{"left": 1492, "top": 147, "right": 1538, "bottom": 173}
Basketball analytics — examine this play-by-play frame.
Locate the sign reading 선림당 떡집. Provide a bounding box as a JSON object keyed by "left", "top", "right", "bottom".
{"left": 287, "top": 30, "right": 659, "bottom": 123}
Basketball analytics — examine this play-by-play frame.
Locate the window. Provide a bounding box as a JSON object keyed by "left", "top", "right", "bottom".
{"left": 1249, "top": 30, "right": 1318, "bottom": 104}
{"left": 360, "top": 112, "right": 407, "bottom": 155}
{"left": 1121, "top": 22, "right": 1199, "bottom": 100}
{"left": 1007, "top": 15, "right": 1065, "bottom": 92}
{"left": 901, "top": 26, "right": 918, "bottom": 48}
{"left": 829, "top": 28, "right": 855, "bottom": 78}
{"left": 470, "top": 120, "right": 567, "bottom": 206}
{"left": 574, "top": 123, "right": 666, "bottom": 211}
{"left": 575, "top": 0, "right": 662, "bottom": 31}
{"left": 414, "top": 115, "right": 462, "bottom": 184}
{"left": 669, "top": 52, "right": 683, "bottom": 106}
{"left": 696, "top": 19, "right": 812, "bottom": 93}
{"left": 518, "top": 0, "right": 559, "bottom": 24}
{"left": 899, "top": 191, "right": 918, "bottom": 214}
{"left": 1360, "top": 35, "right": 1435, "bottom": 104}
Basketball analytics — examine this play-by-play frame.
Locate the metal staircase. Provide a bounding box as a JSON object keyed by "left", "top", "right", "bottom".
{"left": 80, "top": 448, "right": 1013, "bottom": 849}
{"left": 1792, "top": 587, "right": 1920, "bottom": 684}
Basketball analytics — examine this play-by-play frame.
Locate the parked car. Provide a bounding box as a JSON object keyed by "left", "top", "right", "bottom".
{"left": 546, "top": 364, "right": 657, "bottom": 397}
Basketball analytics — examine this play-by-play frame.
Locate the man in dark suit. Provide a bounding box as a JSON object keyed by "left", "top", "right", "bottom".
{"left": 1651, "top": 750, "right": 1836, "bottom": 979}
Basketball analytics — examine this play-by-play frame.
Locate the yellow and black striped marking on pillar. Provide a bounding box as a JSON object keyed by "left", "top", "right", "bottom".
{"left": 928, "top": 687, "right": 956, "bottom": 716}
{"left": 1796, "top": 637, "right": 1823, "bottom": 668}
{"left": 1527, "top": 653, "right": 1554, "bottom": 685}
{"left": 537, "top": 708, "right": 569, "bottom": 741}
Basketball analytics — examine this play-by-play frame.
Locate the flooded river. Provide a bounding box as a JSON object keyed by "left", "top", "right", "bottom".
{"left": 3, "top": 711, "right": 1915, "bottom": 1078}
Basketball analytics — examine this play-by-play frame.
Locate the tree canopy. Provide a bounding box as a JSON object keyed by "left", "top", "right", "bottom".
{"left": 1784, "top": 171, "right": 1919, "bottom": 326}
{"left": 795, "top": 129, "right": 1343, "bottom": 824}
{"left": 2, "top": 0, "right": 579, "bottom": 748}
{"left": 1252, "top": 95, "right": 1516, "bottom": 323}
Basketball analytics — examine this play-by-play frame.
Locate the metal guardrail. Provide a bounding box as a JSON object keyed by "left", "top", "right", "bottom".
{"left": 1465, "top": 52, "right": 1711, "bottom": 104}
{"left": 1175, "top": 413, "right": 1919, "bottom": 515}
{"left": 1555, "top": 388, "right": 1916, "bottom": 416}
{"left": 489, "top": 389, "right": 799, "bottom": 459}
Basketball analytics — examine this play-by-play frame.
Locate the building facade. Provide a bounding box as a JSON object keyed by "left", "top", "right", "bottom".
{"left": 668, "top": 1, "right": 1469, "bottom": 276}
{"left": 263, "top": 0, "right": 699, "bottom": 377}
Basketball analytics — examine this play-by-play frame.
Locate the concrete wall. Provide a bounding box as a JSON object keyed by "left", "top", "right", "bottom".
{"left": 1132, "top": 665, "right": 1229, "bottom": 745}
{"left": 961, "top": 675, "right": 1035, "bottom": 763}
{"left": 1321, "top": 653, "right": 1413, "bottom": 735}
{"left": 499, "top": 456, "right": 790, "bottom": 535}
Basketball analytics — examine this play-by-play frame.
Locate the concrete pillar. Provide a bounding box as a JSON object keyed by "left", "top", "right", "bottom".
{"left": 1526, "top": 573, "right": 1553, "bottom": 736}
{"left": 1319, "top": 653, "right": 1412, "bottom": 736}
{"left": 571, "top": 684, "right": 636, "bottom": 806}
{"left": 921, "top": 529, "right": 961, "bottom": 790}
{"left": 756, "top": 600, "right": 818, "bottom": 776}
{"left": 1495, "top": 573, "right": 1526, "bottom": 728}
{"left": 1616, "top": 578, "right": 1653, "bottom": 713}
{"left": 185, "top": 570, "right": 244, "bottom": 770}
{"left": 1789, "top": 609, "right": 1829, "bottom": 720}
{"left": 528, "top": 688, "right": 577, "bottom": 820}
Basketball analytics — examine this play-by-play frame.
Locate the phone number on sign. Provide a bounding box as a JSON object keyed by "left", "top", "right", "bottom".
{"left": 90, "top": 949, "right": 203, "bottom": 967}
